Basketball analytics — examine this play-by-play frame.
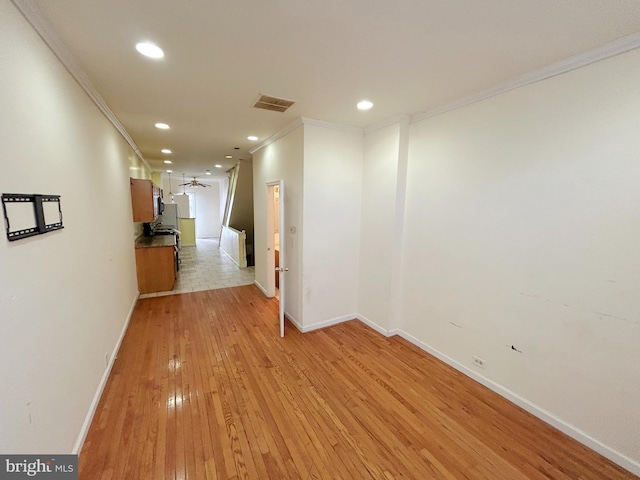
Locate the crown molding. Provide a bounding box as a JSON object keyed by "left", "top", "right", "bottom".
{"left": 300, "top": 117, "right": 364, "bottom": 135}
{"left": 412, "top": 33, "right": 640, "bottom": 124}
{"left": 364, "top": 114, "right": 411, "bottom": 135}
{"left": 250, "top": 116, "right": 365, "bottom": 154}
{"left": 249, "top": 117, "right": 304, "bottom": 154}
{"left": 11, "top": 0, "right": 152, "bottom": 173}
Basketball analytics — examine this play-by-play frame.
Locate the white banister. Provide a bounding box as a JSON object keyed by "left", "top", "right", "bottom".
{"left": 219, "top": 225, "right": 247, "bottom": 268}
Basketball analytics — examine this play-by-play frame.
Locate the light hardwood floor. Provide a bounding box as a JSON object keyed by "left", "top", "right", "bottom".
{"left": 79, "top": 285, "right": 637, "bottom": 479}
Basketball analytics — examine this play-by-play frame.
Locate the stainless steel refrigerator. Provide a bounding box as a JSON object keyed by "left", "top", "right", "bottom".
{"left": 162, "top": 203, "right": 180, "bottom": 229}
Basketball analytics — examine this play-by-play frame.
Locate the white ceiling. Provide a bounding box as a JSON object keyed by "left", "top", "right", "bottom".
{"left": 16, "top": 0, "right": 640, "bottom": 179}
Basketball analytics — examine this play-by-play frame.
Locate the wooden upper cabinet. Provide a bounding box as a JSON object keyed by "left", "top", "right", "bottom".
{"left": 130, "top": 178, "right": 157, "bottom": 222}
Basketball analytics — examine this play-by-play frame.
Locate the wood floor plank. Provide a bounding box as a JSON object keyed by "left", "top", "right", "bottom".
{"left": 78, "top": 285, "right": 638, "bottom": 480}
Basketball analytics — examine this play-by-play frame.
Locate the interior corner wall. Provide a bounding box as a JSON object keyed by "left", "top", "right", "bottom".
{"left": 0, "top": 0, "right": 144, "bottom": 453}
{"left": 357, "top": 123, "right": 402, "bottom": 331}
{"left": 252, "top": 125, "right": 304, "bottom": 324}
{"left": 302, "top": 124, "right": 363, "bottom": 328}
{"left": 399, "top": 48, "right": 640, "bottom": 467}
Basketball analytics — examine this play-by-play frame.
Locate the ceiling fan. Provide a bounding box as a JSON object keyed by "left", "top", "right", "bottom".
{"left": 179, "top": 176, "right": 210, "bottom": 188}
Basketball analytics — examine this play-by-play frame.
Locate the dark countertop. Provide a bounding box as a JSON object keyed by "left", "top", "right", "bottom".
{"left": 135, "top": 234, "right": 176, "bottom": 248}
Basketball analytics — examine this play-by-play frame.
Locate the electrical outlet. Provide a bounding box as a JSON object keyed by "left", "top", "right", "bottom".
{"left": 473, "top": 356, "right": 485, "bottom": 369}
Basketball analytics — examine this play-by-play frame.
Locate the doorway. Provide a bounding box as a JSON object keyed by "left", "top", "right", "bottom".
{"left": 266, "top": 181, "right": 285, "bottom": 337}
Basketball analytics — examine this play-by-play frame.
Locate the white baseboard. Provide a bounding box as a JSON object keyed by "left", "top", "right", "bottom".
{"left": 219, "top": 247, "right": 241, "bottom": 267}
{"left": 356, "top": 313, "right": 395, "bottom": 337}
{"left": 72, "top": 294, "right": 138, "bottom": 455}
{"left": 299, "top": 313, "right": 357, "bottom": 333}
{"left": 284, "top": 310, "right": 303, "bottom": 332}
{"left": 394, "top": 329, "right": 640, "bottom": 477}
{"left": 254, "top": 280, "right": 268, "bottom": 296}
{"left": 294, "top": 311, "right": 397, "bottom": 339}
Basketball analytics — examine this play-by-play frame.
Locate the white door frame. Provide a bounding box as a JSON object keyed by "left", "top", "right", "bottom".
{"left": 266, "top": 180, "right": 285, "bottom": 337}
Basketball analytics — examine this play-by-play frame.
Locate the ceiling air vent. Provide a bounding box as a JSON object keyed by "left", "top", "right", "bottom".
{"left": 252, "top": 94, "right": 295, "bottom": 113}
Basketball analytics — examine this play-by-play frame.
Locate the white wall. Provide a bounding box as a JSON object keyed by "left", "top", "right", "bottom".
{"left": 252, "top": 125, "right": 304, "bottom": 324}
{"left": 194, "top": 182, "right": 221, "bottom": 238}
{"left": 358, "top": 121, "right": 404, "bottom": 331}
{"left": 0, "top": 0, "right": 145, "bottom": 453}
{"left": 400, "top": 48, "right": 640, "bottom": 467}
{"left": 302, "top": 123, "right": 363, "bottom": 328}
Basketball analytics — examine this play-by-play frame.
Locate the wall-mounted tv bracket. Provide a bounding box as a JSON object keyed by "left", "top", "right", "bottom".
{"left": 2, "top": 193, "right": 63, "bottom": 242}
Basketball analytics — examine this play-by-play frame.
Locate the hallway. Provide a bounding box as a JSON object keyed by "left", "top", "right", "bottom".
{"left": 139, "top": 238, "right": 255, "bottom": 298}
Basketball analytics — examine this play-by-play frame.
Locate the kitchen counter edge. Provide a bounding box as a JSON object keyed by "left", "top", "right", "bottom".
{"left": 135, "top": 235, "right": 177, "bottom": 248}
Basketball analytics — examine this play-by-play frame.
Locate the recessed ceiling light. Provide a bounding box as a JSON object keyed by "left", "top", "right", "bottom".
{"left": 225, "top": 155, "right": 233, "bottom": 159}
{"left": 163, "top": 160, "right": 172, "bottom": 164}
{"left": 357, "top": 100, "right": 373, "bottom": 110}
{"left": 161, "top": 149, "right": 172, "bottom": 154}
{"left": 247, "top": 135, "right": 258, "bottom": 141}
{"left": 205, "top": 171, "right": 212, "bottom": 175}
{"left": 155, "top": 123, "right": 170, "bottom": 129}
{"left": 136, "top": 41, "right": 164, "bottom": 59}
{"left": 215, "top": 164, "right": 222, "bottom": 168}
{"left": 166, "top": 169, "right": 173, "bottom": 173}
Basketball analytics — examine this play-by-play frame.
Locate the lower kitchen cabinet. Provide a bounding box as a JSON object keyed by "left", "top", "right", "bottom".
{"left": 135, "top": 245, "right": 176, "bottom": 294}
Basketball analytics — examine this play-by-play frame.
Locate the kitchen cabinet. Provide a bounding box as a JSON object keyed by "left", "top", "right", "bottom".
{"left": 135, "top": 236, "right": 177, "bottom": 294}
{"left": 130, "top": 178, "right": 162, "bottom": 222}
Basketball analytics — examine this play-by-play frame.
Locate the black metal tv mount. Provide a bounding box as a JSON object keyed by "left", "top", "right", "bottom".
{"left": 2, "top": 193, "right": 64, "bottom": 242}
